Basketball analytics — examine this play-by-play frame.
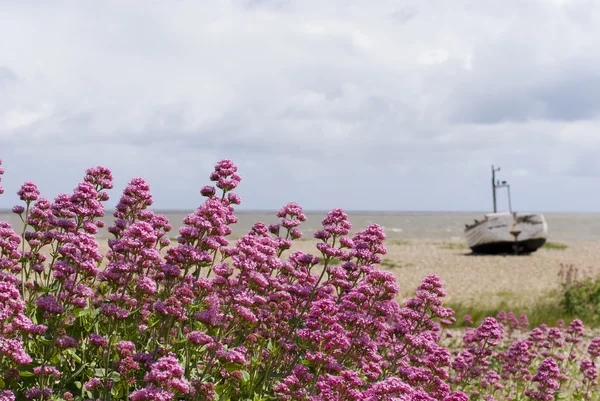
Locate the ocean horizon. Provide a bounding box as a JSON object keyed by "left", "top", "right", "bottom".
{"left": 1, "top": 210, "right": 598, "bottom": 242}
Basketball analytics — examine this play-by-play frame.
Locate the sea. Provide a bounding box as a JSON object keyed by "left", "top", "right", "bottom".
{"left": 1, "top": 210, "right": 599, "bottom": 242}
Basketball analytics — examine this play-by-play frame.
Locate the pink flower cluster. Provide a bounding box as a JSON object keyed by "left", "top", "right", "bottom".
{"left": 1, "top": 157, "right": 599, "bottom": 401}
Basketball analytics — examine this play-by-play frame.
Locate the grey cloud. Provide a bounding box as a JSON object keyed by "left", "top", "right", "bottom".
{"left": 440, "top": 0, "right": 600, "bottom": 125}
{"left": 237, "top": 0, "right": 290, "bottom": 10}
{"left": 0, "top": 66, "right": 17, "bottom": 90}
{"left": 534, "top": 65, "right": 600, "bottom": 121}
{"left": 449, "top": 63, "right": 600, "bottom": 124}
{"left": 565, "top": 150, "right": 600, "bottom": 178}
{"left": 1, "top": 0, "right": 600, "bottom": 212}
{"left": 59, "top": 111, "right": 95, "bottom": 132}
{"left": 449, "top": 92, "right": 543, "bottom": 125}
{"left": 390, "top": 6, "right": 419, "bottom": 24}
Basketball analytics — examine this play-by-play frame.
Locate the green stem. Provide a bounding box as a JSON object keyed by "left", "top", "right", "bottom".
{"left": 20, "top": 202, "right": 31, "bottom": 296}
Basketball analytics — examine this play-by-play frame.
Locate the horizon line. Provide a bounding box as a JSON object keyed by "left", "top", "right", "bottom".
{"left": 1, "top": 208, "right": 599, "bottom": 214}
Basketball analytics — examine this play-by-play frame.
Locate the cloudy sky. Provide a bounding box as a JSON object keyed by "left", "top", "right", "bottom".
{"left": 0, "top": 0, "right": 599, "bottom": 212}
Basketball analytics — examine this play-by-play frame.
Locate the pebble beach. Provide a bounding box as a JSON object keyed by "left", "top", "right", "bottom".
{"left": 291, "top": 238, "right": 598, "bottom": 307}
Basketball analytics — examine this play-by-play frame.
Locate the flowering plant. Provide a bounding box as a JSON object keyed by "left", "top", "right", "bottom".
{"left": 0, "top": 159, "right": 599, "bottom": 401}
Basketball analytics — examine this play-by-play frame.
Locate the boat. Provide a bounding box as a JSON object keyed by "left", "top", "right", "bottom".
{"left": 464, "top": 166, "right": 548, "bottom": 254}
{"left": 465, "top": 212, "right": 548, "bottom": 254}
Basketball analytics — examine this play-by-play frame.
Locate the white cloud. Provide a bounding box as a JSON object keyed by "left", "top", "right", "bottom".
{"left": 1, "top": 104, "right": 53, "bottom": 131}
{"left": 418, "top": 50, "right": 449, "bottom": 65}
{"left": 0, "top": 0, "right": 599, "bottom": 211}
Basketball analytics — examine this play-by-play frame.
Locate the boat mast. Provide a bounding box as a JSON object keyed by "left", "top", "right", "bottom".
{"left": 491, "top": 165, "right": 512, "bottom": 213}
{"left": 492, "top": 165, "right": 500, "bottom": 213}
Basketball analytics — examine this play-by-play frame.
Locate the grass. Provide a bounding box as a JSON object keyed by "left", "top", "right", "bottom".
{"left": 543, "top": 241, "right": 569, "bottom": 250}
{"left": 439, "top": 242, "right": 468, "bottom": 250}
{"left": 381, "top": 259, "right": 400, "bottom": 269}
{"left": 389, "top": 240, "right": 410, "bottom": 246}
{"left": 380, "top": 259, "right": 414, "bottom": 269}
{"left": 447, "top": 291, "right": 594, "bottom": 328}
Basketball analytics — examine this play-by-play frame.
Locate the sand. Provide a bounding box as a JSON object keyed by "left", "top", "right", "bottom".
{"left": 289, "top": 239, "right": 599, "bottom": 307}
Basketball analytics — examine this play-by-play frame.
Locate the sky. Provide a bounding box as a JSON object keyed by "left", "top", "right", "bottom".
{"left": 1, "top": 0, "right": 599, "bottom": 212}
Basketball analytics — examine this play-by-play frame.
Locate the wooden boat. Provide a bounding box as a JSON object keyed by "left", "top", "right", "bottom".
{"left": 464, "top": 166, "right": 548, "bottom": 254}
{"left": 465, "top": 212, "right": 548, "bottom": 254}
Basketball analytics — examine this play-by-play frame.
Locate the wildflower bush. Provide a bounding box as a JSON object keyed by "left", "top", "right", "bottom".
{"left": 0, "top": 158, "right": 600, "bottom": 401}
{"left": 560, "top": 263, "right": 600, "bottom": 325}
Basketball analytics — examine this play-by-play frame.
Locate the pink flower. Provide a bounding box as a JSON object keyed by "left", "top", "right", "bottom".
{"left": 24, "top": 387, "right": 52, "bottom": 400}
{"left": 84, "top": 378, "right": 102, "bottom": 390}
{"left": 116, "top": 341, "right": 136, "bottom": 357}
{"left": 580, "top": 359, "right": 598, "bottom": 381}
{"left": 200, "top": 186, "right": 216, "bottom": 197}
{"left": 566, "top": 319, "right": 585, "bottom": 343}
{"left": 144, "top": 356, "right": 190, "bottom": 394}
{"left": 210, "top": 159, "right": 241, "bottom": 192}
{"left": 588, "top": 337, "right": 600, "bottom": 358}
{"left": 113, "top": 177, "right": 153, "bottom": 221}
{"left": 84, "top": 166, "right": 114, "bottom": 190}
{"left": 0, "top": 338, "right": 32, "bottom": 365}
{"left": 130, "top": 386, "right": 174, "bottom": 401}
{"left": 88, "top": 334, "right": 109, "bottom": 348}
{"left": 17, "top": 182, "right": 40, "bottom": 202}
{"left": 36, "top": 295, "right": 64, "bottom": 315}
{"left": 524, "top": 358, "right": 567, "bottom": 401}
{"left": 33, "top": 365, "right": 61, "bottom": 379}
{"left": 0, "top": 390, "right": 15, "bottom": 401}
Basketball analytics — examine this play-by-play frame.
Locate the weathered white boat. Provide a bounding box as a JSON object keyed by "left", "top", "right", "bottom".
{"left": 464, "top": 212, "right": 548, "bottom": 254}
{"left": 464, "top": 165, "right": 548, "bottom": 254}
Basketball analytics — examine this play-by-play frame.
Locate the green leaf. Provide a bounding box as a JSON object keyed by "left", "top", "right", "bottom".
{"left": 224, "top": 362, "right": 241, "bottom": 372}
{"left": 67, "top": 348, "right": 82, "bottom": 363}
{"left": 37, "top": 336, "right": 53, "bottom": 346}
{"left": 68, "top": 363, "right": 88, "bottom": 382}
{"left": 108, "top": 371, "right": 121, "bottom": 382}
{"left": 241, "top": 370, "right": 250, "bottom": 383}
{"left": 19, "top": 371, "right": 35, "bottom": 377}
{"left": 74, "top": 307, "right": 92, "bottom": 317}
{"left": 72, "top": 353, "right": 82, "bottom": 363}
{"left": 111, "top": 383, "right": 124, "bottom": 398}
{"left": 214, "top": 384, "right": 225, "bottom": 395}
{"left": 83, "top": 316, "right": 94, "bottom": 331}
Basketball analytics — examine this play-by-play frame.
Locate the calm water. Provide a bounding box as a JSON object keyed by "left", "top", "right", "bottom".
{"left": 1, "top": 210, "right": 598, "bottom": 242}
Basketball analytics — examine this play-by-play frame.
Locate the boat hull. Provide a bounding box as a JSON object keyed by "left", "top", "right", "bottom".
{"left": 470, "top": 238, "right": 547, "bottom": 255}
{"left": 464, "top": 212, "right": 548, "bottom": 255}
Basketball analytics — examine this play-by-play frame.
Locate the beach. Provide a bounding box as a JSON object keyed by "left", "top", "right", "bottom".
{"left": 289, "top": 238, "right": 597, "bottom": 307}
